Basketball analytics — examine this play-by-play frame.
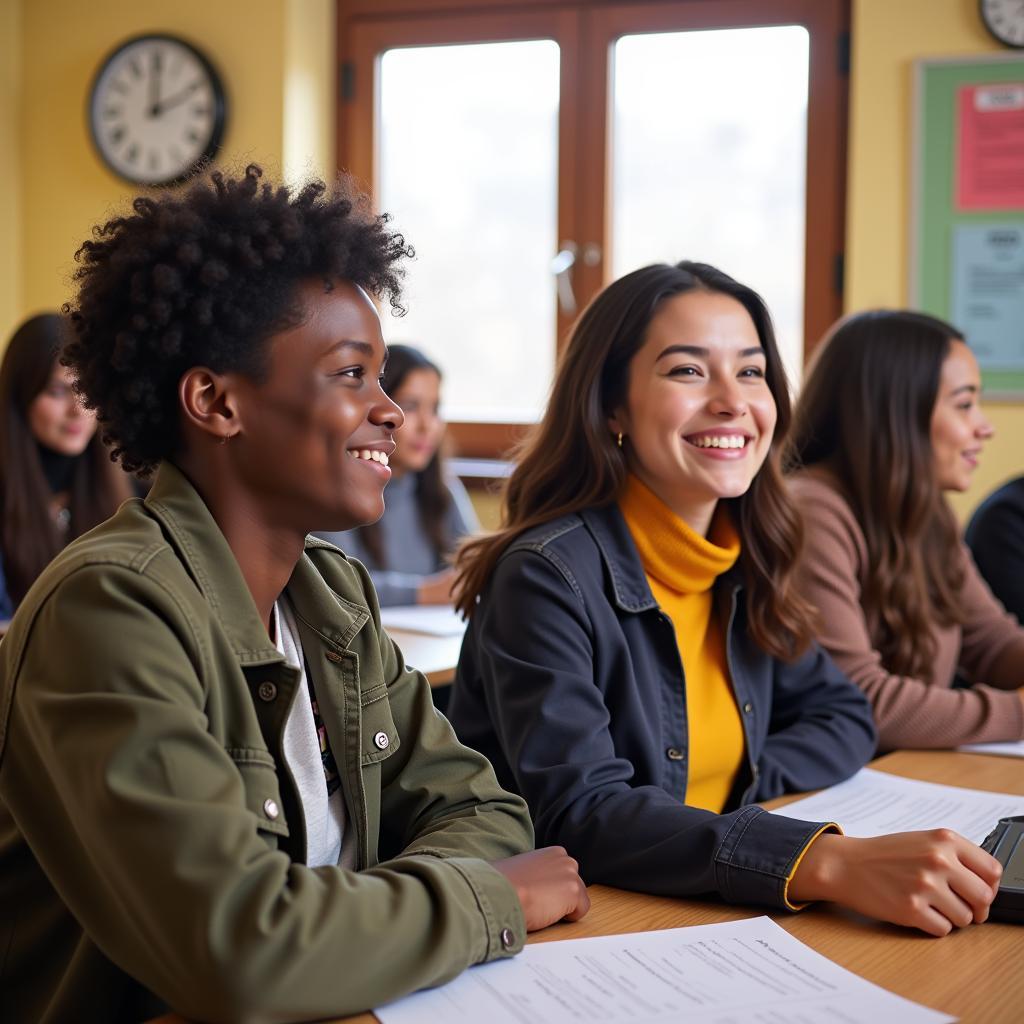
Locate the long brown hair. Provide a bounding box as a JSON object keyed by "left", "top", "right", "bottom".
{"left": 454, "top": 261, "right": 815, "bottom": 660}
{"left": 787, "top": 310, "right": 963, "bottom": 678}
{"left": 0, "top": 314, "right": 132, "bottom": 604}
{"left": 360, "top": 344, "right": 452, "bottom": 567}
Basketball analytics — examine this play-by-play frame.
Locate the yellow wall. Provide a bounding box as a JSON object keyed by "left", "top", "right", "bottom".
{"left": 846, "top": 0, "right": 1022, "bottom": 520}
{"left": 8, "top": 0, "right": 333, "bottom": 338}
{"left": 284, "top": 0, "right": 335, "bottom": 184}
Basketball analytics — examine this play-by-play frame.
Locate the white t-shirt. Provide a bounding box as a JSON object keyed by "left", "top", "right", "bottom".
{"left": 274, "top": 598, "right": 357, "bottom": 869}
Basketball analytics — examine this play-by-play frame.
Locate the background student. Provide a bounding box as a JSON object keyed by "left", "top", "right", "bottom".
{"left": 318, "top": 344, "right": 476, "bottom": 606}
{"left": 0, "top": 165, "right": 587, "bottom": 1024}
{"left": 448, "top": 262, "right": 1001, "bottom": 938}
{"left": 966, "top": 474, "right": 1024, "bottom": 624}
{"left": 0, "top": 312, "right": 133, "bottom": 617}
{"left": 788, "top": 310, "right": 1024, "bottom": 750}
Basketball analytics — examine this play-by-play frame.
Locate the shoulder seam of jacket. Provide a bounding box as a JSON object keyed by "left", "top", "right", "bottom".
{"left": 505, "top": 516, "right": 583, "bottom": 554}
{"left": 503, "top": 519, "right": 587, "bottom": 602}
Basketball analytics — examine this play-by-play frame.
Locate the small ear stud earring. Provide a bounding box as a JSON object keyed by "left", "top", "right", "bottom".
{"left": 616, "top": 432, "right": 623, "bottom": 449}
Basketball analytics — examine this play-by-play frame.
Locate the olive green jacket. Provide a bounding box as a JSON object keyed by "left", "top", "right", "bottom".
{"left": 0, "top": 463, "right": 531, "bottom": 1024}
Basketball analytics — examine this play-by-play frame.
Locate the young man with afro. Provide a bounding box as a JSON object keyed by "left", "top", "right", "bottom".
{"left": 0, "top": 165, "right": 588, "bottom": 1023}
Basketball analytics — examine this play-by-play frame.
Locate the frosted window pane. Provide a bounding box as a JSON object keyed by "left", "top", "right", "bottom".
{"left": 611, "top": 27, "right": 809, "bottom": 387}
{"left": 378, "top": 41, "right": 560, "bottom": 421}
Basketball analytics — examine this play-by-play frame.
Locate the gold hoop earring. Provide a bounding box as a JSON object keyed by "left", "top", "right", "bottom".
{"left": 616, "top": 432, "right": 623, "bottom": 449}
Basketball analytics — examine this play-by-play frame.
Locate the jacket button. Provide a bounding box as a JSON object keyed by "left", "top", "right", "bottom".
{"left": 666, "top": 747, "right": 685, "bottom": 761}
{"left": 263, "top": 798, "right": 280, "bottom": 820}
{"left": 373, "top": 731, "right": 390, "bottom": 750}
{"left": 500, "top": 926, "right": 515, "bottom": 950}
{"left": 257, "top": 681, "right": 277, "bottom": 702}
{"left": 743, "top": 702, "right": 753, "bottom": 714}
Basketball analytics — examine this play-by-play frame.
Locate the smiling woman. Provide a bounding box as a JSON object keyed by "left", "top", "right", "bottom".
{"left": 449, "top": 262, "right": 1004, "bottom": 941}
{"left": 787, "top": 310, "right": 1024, "bottom": 751}
{"left": 0, "top": 165, "right": 588, "bottom": 1024}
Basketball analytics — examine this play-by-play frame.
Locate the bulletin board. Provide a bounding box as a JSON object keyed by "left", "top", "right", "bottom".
{"left": 911, "top": 55, "right": 1024, "bottom": 398}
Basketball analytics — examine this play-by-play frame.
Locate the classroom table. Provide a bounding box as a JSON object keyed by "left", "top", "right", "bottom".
{"left": 148, "top": 749, "right": 1024, "bottom": 1024}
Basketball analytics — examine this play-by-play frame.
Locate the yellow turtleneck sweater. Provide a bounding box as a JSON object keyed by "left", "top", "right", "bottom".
{"left": 619, "top": 474, "right": 745, "bottom": 813}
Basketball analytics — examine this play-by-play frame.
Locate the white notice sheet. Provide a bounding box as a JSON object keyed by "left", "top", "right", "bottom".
{"left": 375, "top": 916, "right": 953, "bottom": 1024}
{"left": 959, "top": 739, "right": 1024, "bottom": 759}
{"left": 379, "top": 604, "right": 465, "bottom": 637}
{"left": 773, "top": 768, "right": 1024, "bottom": 843}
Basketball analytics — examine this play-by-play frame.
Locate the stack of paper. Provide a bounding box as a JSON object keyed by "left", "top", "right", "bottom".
{"left": 380, "top": 605, "right": 466, "bottom": 637}
{"left": 376, "top": 916, "right": 952, "bottom": 1023}
{"left": 773, "top": 767, "right": 1024, "bottom": 844}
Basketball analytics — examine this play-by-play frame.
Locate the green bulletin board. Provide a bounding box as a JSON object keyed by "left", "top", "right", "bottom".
{"left": 912, "top": 55, "right": 1024, "bottom": 397}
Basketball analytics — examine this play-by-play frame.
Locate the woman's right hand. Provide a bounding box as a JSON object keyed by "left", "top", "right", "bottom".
{"left": 788, "top": 829, "right": 1002, "bottom": 936}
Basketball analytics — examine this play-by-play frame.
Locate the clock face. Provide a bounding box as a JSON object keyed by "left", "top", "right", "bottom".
{"left": 980, "top": 0, "right": 1024, "bottom": 47}
{"left": 89, "top": 34, "right": 227, "bottom": 185}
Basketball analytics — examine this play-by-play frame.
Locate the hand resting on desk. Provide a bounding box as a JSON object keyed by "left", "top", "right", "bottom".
{"left": 493, "top": 846, "right": 591, "bottom": 929}
{"left": 788, "top": 829, "right": 1002, "bottom": 936}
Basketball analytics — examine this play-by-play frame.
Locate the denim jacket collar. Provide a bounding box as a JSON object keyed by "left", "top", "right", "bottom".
{"left": 578, "top": 502, "right": 744, "bottom": 615}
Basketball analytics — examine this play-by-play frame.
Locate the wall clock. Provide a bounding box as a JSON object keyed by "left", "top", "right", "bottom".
{"left": 88, "top": 33, "right": 228, "bottom": 186}
{"left": 979, "top": 0, "right": 1024, "bottom": 48}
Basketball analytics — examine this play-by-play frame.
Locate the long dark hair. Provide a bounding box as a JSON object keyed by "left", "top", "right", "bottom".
{"left": 0, "top": 314, "right": 132, "bottom": 604}
{"left": 454, "top": 261, "right": 816, "bottom": 660}
{"left": 360, "top": 344, "right": 452, "bottom": 568}
{"left": 787, "top": 309, "right": 963, "bottom": 677}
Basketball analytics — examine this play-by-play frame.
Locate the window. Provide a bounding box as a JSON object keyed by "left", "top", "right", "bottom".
{"left": 338, "top": 0, "right": 848, "bottom": 455}
{"left": 378, "top": 40, "right": 560, "bottom": 421}
{"left": 610, "top": 26, "right": 810, "bottom": 387}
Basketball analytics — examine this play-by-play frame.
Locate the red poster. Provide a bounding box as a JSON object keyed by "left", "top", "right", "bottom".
{"left": 957, "top": 82, "right": 1024, "bottom": 211}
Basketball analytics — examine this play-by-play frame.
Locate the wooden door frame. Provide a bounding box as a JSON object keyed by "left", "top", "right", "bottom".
{"left": 585, "top": 0, "right": 848, "bottom": 357}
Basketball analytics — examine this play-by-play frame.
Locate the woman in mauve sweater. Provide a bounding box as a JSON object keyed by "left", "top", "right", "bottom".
{"left": 788, "top": 310, "right": 1024, "bottom": 751}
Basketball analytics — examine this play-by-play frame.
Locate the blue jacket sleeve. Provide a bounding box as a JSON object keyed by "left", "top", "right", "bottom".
{"left": 465, "top": 548, "right": 840, "bottom": 909}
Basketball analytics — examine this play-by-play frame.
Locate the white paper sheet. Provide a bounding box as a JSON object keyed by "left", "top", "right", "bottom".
{"left": 959, "top": 739, "right": 1024, "bottom": 759}
{"left": 773, "top": 768, "right": 1024, "bottom": 843}
{"left": 379, "top": 604, "right": 466, "bottom": 637}
{"left": 375, "top": 916, "right": 952, "bottom": 1024}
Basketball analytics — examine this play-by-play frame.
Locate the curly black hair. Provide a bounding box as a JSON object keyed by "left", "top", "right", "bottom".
{"left": 63, "top": 164, "right": 413, "bottom": 476}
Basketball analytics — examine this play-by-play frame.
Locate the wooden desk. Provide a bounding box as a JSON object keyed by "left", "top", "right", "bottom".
{"left": 149, "top": 750, "right": 1024, "bottom": 1024}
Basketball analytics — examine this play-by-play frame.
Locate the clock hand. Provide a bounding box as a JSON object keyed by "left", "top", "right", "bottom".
{"left": 152, "top": 80, "right": 201, "bottom": 117}
{"left": 147, "top": 49, "right": 163, "bottom": 117}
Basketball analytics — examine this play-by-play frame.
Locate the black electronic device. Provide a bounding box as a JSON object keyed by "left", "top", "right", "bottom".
{"left": 981, "top": 815, "right": 1024, "bottom": 923}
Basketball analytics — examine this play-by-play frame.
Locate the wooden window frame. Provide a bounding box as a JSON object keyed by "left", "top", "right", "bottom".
{"left": 337, "top": 0, "right": 849, "bottom": 460}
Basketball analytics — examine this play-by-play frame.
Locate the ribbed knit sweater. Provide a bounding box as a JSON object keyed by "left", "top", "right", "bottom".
{"left": 619, "top": 475, "right": 744, "bottom": 812}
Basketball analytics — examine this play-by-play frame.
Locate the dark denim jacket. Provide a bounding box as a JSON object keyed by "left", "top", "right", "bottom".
{"left": 449, "top": 502, "right": 878, "bottom": 909}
